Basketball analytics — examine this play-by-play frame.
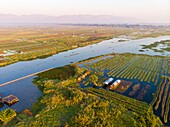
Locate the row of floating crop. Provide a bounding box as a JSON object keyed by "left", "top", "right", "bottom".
{"left": 164, "top": 92, "right": 170, "bottom": 123}
{"left": 163, "top": 79, "right": 170, "bottom": 123}
{"left": 154, "top": 78, "right": 170, "bottom": 123}
{"left": 154, "top": 78, "right": 166, "bottom": 110}
{"left": 85, "top": 55, "right": 164, "bottom": 84}
{"left": 83, "top": 54, "right": 170, "bottom": 123}
{"left": 149, "top": 77, "right": 163, "bottom": 107}
{"left": 107, "top": 56, "right": 136, "bottom": 77}
{"left": 83, "top": 54, "right": 170, "bottom": 124}
{"left": 85, "top": 87, "right": 149, "bottom": 115}
{"left": 161, "top": 79, "right": 169, "bottom": 117}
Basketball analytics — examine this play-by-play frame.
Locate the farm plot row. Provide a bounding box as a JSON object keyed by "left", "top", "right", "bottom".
{"left": 154, "top": 78, "right": 170, "bottom": 123}
{"left": 85, "top": 54, "right": 164, "bottom": 85}
{"left": 85, "top": 87, "right": 149, "bottom": 115}
{"left": 83, "top": 54, "right": 170, "bottom": 124}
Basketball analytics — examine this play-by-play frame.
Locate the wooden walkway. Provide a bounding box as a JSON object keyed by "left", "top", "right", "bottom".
{"left": 0, "top": 67, "right": 54, "bottom": 87}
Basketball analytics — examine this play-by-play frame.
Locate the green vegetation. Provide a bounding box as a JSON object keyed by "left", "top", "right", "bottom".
{"left": 0, "top": 25, "right": 170, "bottom": 67}
{"left": 33, "top": 65, "right": 82, "bottom": 92}
{"left": 154, "top": 78, "right": 170, "bottom": 123}
{"left": 82, "top": 53, "right": 170, "bottom": 124}
{"left": 134, "top": 31, "right": 170, "bottom": 39}
{"left": 15, "top": 82, "right": 161, "bottom": 127}
{"left": 141, "top": 40, "right": 170, "bottom": 53}
{"left": 0, "top": 109, "right": 16, "bottom": 125}
{"left": 85, "top": 87, "right": 149, "bottom": 115}
{"left": 15, "top": 65, "right": 161, "bottom": 127}
{"left": 2, "top": 53, "right": 170, "bottom": 126}
{"left": 0, "top": 25, "right": 137, "bottom": 67}
{"left": 89, "top": 74, "right": 98, "bottom": 86}
{"left": 1, "top": 61, "right": 163, "bottom": 126}
{"left": 35, "top": 65, "right": 76, "bottom": 80}
{"left": 164, "top": 91, "right": 170, "bottom": 123}
{"left": 84, "top": 54, "right": 163, "bottom": 85}
{"left": 118, "top": 39, "right": 127, "bottom": 42}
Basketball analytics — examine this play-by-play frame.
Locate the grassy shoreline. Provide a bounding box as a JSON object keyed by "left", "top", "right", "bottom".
{"left": 0, "top": 36, "right": 112, "bottom": 67}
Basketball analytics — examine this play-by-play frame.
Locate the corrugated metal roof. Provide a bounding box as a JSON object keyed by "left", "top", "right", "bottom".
{"left": 103, "top": 78, "right": 114, "bottom": 85}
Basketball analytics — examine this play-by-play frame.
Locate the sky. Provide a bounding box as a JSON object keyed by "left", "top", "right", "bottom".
{"left": 0, "top": 0, "right": 169, "bottom": 23}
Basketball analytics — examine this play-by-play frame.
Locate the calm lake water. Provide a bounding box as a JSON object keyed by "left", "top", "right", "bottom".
{"left": 0, "top": 36, "right": 170, "bottom": 112}
{"left": 0, "top": 77, "right": 41, "bottom": 112}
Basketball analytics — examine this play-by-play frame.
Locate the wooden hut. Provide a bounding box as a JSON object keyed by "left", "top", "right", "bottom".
{"left": 110, "top": 80, "right": 121, "bottom": 90}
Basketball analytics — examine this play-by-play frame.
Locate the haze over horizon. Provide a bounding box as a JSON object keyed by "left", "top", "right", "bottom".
{"left": 0, "top": 0, "right": 169, "bottom": 23}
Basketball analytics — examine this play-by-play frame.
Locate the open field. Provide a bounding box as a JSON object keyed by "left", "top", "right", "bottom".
{"left": 0, "top": 25, "right": 170, "bottom": 67}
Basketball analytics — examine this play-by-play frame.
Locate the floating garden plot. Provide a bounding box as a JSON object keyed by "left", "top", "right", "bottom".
{"left": 80, "top": 53, "right": 170, "bottom": 124}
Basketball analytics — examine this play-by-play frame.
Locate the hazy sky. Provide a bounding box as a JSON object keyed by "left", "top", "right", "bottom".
{"left": 0, "top": 0, "right": 169, "bottom": 23}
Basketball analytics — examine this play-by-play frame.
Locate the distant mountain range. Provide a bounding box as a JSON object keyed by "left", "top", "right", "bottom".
{"left": 0, "top": 14, "right": 140, "bottom": 24}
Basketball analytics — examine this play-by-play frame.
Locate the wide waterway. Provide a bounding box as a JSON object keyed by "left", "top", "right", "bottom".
{"left": 0, "top": 36, "right": 170, "bottom": 112}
